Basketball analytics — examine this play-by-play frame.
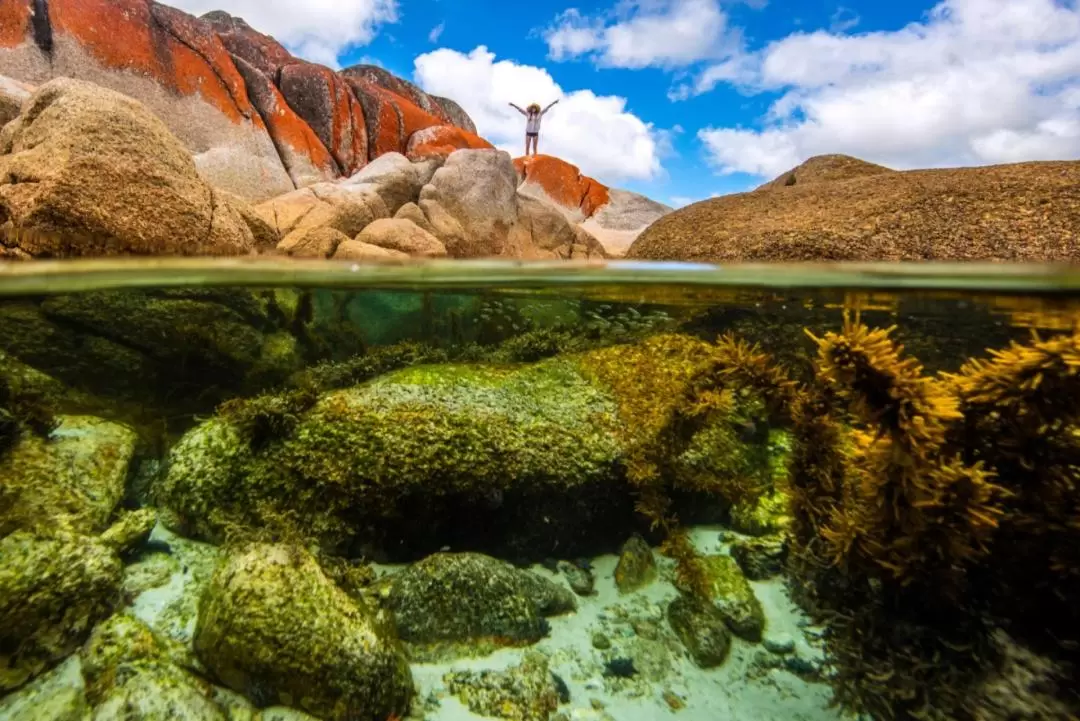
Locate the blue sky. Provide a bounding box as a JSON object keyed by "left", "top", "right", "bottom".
{"left": 171, "top": 0, "right": 1080, "bottom": 207}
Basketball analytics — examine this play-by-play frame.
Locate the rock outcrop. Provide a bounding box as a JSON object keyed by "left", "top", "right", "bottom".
{"left": 0, "top": 0, "right": 484, "bottom": 201}
{"left": 0, "top": 78, "right": 267, "bottom": 258}
{"left": 629, "top": 155, "right": 1080, "bottom": 262}
{"left": 515, "top": 154, "right": 671, "bottom": 256}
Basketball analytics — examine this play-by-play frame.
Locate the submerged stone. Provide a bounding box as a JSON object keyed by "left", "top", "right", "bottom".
{"left": 0, "top": 532, "right": 122, "bottom": 692}
{"left": 0, "top": 415, "right": 135, "bottom": 536}
{"left": 730, "top": 534, "right": 788, "bottom": 580}
{"left": 443, "top": 652, "right": 562, "bottom": 721}
{"left": 614, "top": 534, "right": 657, "bottom": 594}
{"left": 679, "top": 555, "right": 766, "bottom": 643}
{"left": 0, "top": 656, "right": 89, "bottom": 721}
{"left": 729, "top": 488, "right": 792, "bottom": 537}
{"left": 382, "top": 552, "right": 574, "bottom": 659}
{"left": 666, "top": 594, "right": 732, "bottom": 669}
{"left": 193, "top": 543, "right": 413, "bottom": 721}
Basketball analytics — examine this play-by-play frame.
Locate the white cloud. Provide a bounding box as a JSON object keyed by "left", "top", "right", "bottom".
{"left": 428, "top": 22, "right": 445, "bottom": 43}
{"left": 669, "top": 191, "right": 721, "bottom": 207}
{"left": 167, "top": 0, "right": 397, "bottom": 67}
{"left": 413, "top": 46, "right": 664, "bottom": 183}
{"left": 544, "top": 0, "right": 743, "bottom": 69}
{"left": 696, "top": 0, "right": 1080, "bottom": 178}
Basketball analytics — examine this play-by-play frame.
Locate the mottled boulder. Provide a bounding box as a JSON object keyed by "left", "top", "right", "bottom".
{"left": 516, "top": 193, "right": 607, "bottom": 260}
{"left": 278, "top": 62, "right": 367, "bottom": 177}
{"left": 393, "top": 201, "right": 439, "bottom": 237}
{"left": 332, "top": 239, "right": 409, "bottom": 262}
{"left": 406, "top": 124, "right": 493, "bottom": 162}
{"left": 667, "top": 594, "right": 732, "bottom": 668}
{"left": 514, "top": 154, "right": 609, "bottom": 223}
{"left": 341, "top": 64, "right": 476, "bottom": 134}
{"left": 419, "top": 149, "right": 521, "bottom": 257}
{"left": 731, "top": 534, "right": 788, "bottom": 580}
{"left": 0, "top": 0, "right": 294, "bottom": 200}
{"left": 382, "top": 552, "right": 574, "bottom": 657}
{"left": 279, "top": 226, "right": 350, "bottom": 259}
{"left": 0, "top": 74, "right": 32, "bottom": 128}
{"left": 614, "top": 534, "right": 657, "bottom": 594}
{"left": 0, "top": 532, "right": 123, "bottom": 691}
{"left": 0, "top": 79, "right": 257, "bottom": 256}
{"left": 444, "top": 652, "right": 561, "bottom": 721}
{"left": 678, "top": 555, "right": 765, "bottom": 642}
{"left": 194, "top": 543, "right": 413, "bottom": 721}
{"left": 355, "top": 218, "right": 447, "bottom": 258}
{"left": 0, "top": 415, "right": 136, "bottom": 536}
{"left": 342, "top": 152, "right": 442, "bottom": 216}
{"left": 259, "top": 182, "right": 389, "bottom": 250}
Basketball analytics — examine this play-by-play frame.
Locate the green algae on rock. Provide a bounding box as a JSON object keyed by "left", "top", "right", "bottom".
{"left": 0, "top": 656, "right": 89, "bottom": 721}
{"left": 0, "top": 532, "right": 123, "bottom": 692}
{"left": 730, "top": 534, "right": 788, "bottom": 580}
{"left": 666, "top": 594, "right": 733, "bottom": 669}
{"left": 193, "top": 543, "right": 413, "bottom": 721}
{"left": 157, "top": 334, "right": 783, "bottom": 556}
{"left": 443, "top": 651, "right": 562, "bottom": 721}
{"left": 614, "top": 535, "right": 657, "bottom": 594}
{"left": 678, "top": 555, "right": 766, "bottom": 643}
{"left": 0, "top": 415, "right": 136, "bottom": 537}
{"left": 381, "top": 552, "right": 575, "bottom": 660}
{"left": 729, "top": 488, "right": 792, "bottom": 537}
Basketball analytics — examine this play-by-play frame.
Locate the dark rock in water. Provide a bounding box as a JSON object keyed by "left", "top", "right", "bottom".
{"left": 667, "top": 594, "right": 732, "bottom": 669}
{"left": 603, "top": 657, "right": 637, "bottom": 678}
{"left": 381, "top": 552, "right": 575, "bottom": 658}
{"left": 193, "top": 543, "right": 413, "bottom": 721}
{"left": 783, "top": 655, "right": 821, "bottom": 679}
{"left": 675, "top": 555, "right": 765, "bottom": 642}
{"left": 558, "top": 559, "right": 595, "bottom": 596}
{"left": 551, "top": 671, "right": 571, "bottom": 704}
{"left": 444, "top": 652, "right": 561, "bottom": 721}
{"left": 966, "top": 630, "right": 1080, "bottom": 721}
{"left": 614, "top": 534, "right": 656, "bottom": 594}
{"left": 731, "top": 534, "right": 788, "bottom": 580}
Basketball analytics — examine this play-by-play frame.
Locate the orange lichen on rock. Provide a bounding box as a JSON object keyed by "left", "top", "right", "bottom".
{"left": 514, "top": 155, "right": 610, "bottom": 218}
{"left": 0, "top": 0, "right": 30, "bottom": 48}
{"left": 278, "top": 62, "right": 367, "bottom": 175}
{"left": 406, "top": 125, "right": 493, "bottom": 161}
{"left": 48, "top": 0, "right": 256, "bottom": 125}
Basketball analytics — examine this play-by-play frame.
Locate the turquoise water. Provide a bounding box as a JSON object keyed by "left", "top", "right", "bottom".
{"left": 1, "top": 258, "right": 1078, "bottom": 721}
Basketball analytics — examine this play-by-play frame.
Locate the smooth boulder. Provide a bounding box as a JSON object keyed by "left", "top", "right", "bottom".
{"left": 355, "top": 218, "right": 447, "bottom": 258}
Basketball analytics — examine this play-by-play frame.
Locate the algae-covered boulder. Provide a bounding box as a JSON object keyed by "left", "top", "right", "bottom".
{"left": 81, "top": 613, "right": 233, "bottom": 721}
{"left": 0, "top": 656, "right": 89, "bottom": 721}
{"left": 731, "top": 534, "right": 788, "bottom": 580}
{"left": 0, "top": 532, "right": 123, "bottom": 691}
{"left": 158, "top": 334, "right": 785, "bottom": 557}
{"left": 614, "top": 534, "right": 657, "bottom": 594}
{"left": 443, "top": 651, "right": 562, "bottom": 721}
{"left": 381, "top": 552, "right": 574, "bottom": 658}
{"left": 667, "top": 594, "right": 732, "bottom": 668}
{"left": 678, "top": 555, "right": 765, "bottom": 642}
{"left": 193, "top": 543, "right": 413, "bottom": 721}
{"left": 0, "top": 415, "right": 135, "bottom": 536}
{"left": 729, "top": 488, "right": 792, "bottom": 537}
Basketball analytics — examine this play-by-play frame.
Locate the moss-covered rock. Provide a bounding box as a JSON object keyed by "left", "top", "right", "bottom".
{"left": 730, "top": 534, "right": 788, "bottom": 580}
{"left": 0, "top": 656, "right": 89, "bottom": 721}
{"left": 158, "top": 334, "right": 783, "bottom": 558}
{"left": 729, "top": 488, "right": 792, "bottom": 537}
{"left": 381, "top": 552, "right": 574, "bottom": 660}
{"left": 679, "top": 555, "right": 765, "bottom": 643}
{"left": 98, "top": 509, "right": 157, "bottom": 555}
{"left": 614, "top": 535, "right": 656, "bottom": 594}
{"left": 0, "top": 415, "right": 136, "bottom": 537}
{"left": 193, "top": 543, "right": 413, "bottom": 721}
{"left": 666, "top": 594, "right": 732, "bottom": 668}
{"left": 443, "top": 651, "right": 562, "bottom": 721}
{"left": 0, "top": 532, "right": 123, "bottom": 691}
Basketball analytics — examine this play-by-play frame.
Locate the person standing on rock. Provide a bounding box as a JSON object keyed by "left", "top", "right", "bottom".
{"left": 510, "top": 100, "right": 558, "bottom": 156}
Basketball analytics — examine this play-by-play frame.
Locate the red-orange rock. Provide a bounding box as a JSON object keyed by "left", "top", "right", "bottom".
{"left": 342, "top": 76, "right": 445, "bottom": 159}
{"left": 0, "top": 0, "right": 31, "bottom": 49}
{"left": 48, "top": 0, "right": 257, "bottom": 126}
{"left": 279, "top": 62, "right": 367, "bottom": 176}
{"left": 200, "top": 10, "right": 294, "bottom": 79}
{"left": 406, "top": 125, "right": 493, "bottom": 161}
{"left": 514, "top": 154, "right": 611, "bottom": 219}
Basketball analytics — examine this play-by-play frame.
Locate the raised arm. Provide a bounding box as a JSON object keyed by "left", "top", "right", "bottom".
{"left": 541, "top": 99, "right": 559, "bottom": 115}
{"left": 509, "top": 102, "right": 526, "bottom": 115}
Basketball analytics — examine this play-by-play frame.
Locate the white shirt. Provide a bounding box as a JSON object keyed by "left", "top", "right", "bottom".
{"left": 526, "top": 111, "right": 542, "bottom": 134}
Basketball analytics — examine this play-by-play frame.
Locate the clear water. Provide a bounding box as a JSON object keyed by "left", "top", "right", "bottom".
{"left": 2, "top": 258, "right": 1079, "bottom": 721}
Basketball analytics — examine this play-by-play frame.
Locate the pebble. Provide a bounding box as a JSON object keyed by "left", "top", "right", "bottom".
{"left": 591, "top": 632, "right": 612, "bottom": 650}
{"left": 784, "top": 655, "right": 821, "bottom": 678}
{"left": 558, "top": 560, "right": 595, "bottom": 596}
{"left": 590, "top": 698, "right": 606, "bottom": 710}
{"left": 632, "top": 620, "right": 658, "bottom": 640}
{"left": 763, "top": 633, "right": 796, "bottom": 655}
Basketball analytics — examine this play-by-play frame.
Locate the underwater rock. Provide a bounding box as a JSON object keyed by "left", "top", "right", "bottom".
{"left": 382, "top": 552, "right": 574, "bottom": 657}
{"left": 728, "top": 489, "right": 792, "bottom": 537}
{"left": 763, "top": 633, "right": 796, "bottom": 655}
{"left": 666, "top": 594, "right": 732, "bottom": 669}
{"left": 193, "top": 543, "right": 413, "bottom": 721}
{"left": 0, "top": 531, "right": 123, "bottom": 692}
{"left": 614, "top": 535, "right": 657, "bottom": 594}
{"left": 158, "top": 334, "right": 784, "bottom": 557}
{"left": 966, "top": 630, "right": 1080, "bottom": 721}
{"left": 557, "top": 560, "right": 595, "bottom": 596}
{"left": 0, "top": 656, "right": 89, "bottom": 721}
{"left": 0, "top": 415, "right": 135, "bottom": 537}
{"left": 730, "top": 534, "right": 788, "bottom": 580}
{"left": 98, "top": 509, "right": 157, "bottom": 556}
{"left": 443, "top": 651, "right": 562, "bottom": 721}
{"left": 678, "top": 555, "right": 765, "bottom": 642}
